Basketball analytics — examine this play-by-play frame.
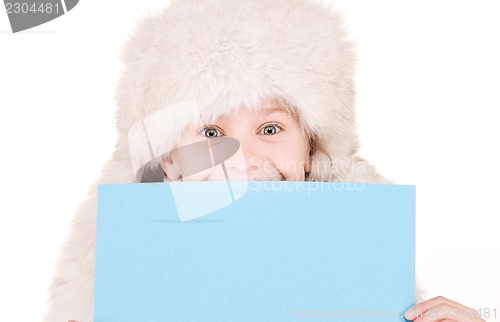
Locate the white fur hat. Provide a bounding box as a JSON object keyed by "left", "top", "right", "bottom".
{"left": 112, "top": 0, "right": 387, "bottom": 183}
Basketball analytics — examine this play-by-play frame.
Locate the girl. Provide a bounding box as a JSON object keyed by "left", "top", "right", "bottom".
{"left": 45, "top": 0, "right": 485, "bottom": 321}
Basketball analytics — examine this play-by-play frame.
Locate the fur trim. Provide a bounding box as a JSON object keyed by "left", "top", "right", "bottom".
{"left": 43, "top": 1, "right": 391, "bottom": 320}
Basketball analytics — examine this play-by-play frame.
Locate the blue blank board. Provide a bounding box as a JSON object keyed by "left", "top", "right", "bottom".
{"left": 94, "top": 182, "right": 415, "bottom": 321}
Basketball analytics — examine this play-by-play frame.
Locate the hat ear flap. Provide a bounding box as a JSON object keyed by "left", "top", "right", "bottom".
{"left": 307, "top": 150, "right": 334, "bottom": 182}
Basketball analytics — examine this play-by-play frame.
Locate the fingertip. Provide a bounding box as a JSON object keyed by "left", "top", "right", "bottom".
{"left": 404, "top": 309, "right": 416, "bottom": 320}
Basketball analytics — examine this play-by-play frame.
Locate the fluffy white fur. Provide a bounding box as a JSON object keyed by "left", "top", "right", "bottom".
{"left": 42, "top": 0, "right": 416, "bottom": 321}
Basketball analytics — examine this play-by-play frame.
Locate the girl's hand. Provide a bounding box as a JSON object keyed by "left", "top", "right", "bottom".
{"left": 405, "top": 296, "right": 486, "bottom": 321}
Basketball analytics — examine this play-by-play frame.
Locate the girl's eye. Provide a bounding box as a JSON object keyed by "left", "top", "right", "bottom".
{"left": 201, "top": 127, "right": 222, "bottom": 137}
{"left": 260, "top": 123, "right": 282, "bottom": 135}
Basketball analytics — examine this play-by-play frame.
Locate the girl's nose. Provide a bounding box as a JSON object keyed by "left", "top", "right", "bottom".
{"left": 223, "top": 138, "right": 262, "bottom": 173}
{"left": 225, "top": 139, "right": 285, "bottom": 181}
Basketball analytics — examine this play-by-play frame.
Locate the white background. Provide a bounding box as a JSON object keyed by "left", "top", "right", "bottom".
{"left": 1, "top": 1, "right": 499, "bottom": 321}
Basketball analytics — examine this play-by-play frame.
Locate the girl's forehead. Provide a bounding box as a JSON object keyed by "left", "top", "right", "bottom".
{"left": 232, "top": 105, "right": 291, "bottom": 118}
{"left": 219, "top": 99, "right": 298, "bottom": 121}
{"left": 255, "top": 98, "right": 296, "bottom": 114}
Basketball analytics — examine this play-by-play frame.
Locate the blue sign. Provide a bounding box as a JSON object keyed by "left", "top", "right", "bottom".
{"left": 95, "top": 181, "right": 415, "bottom": 321}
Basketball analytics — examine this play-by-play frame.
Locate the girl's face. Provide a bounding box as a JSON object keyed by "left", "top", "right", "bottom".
{"left": 161, "top": 99, "right": 311, "bottom": 181}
